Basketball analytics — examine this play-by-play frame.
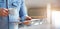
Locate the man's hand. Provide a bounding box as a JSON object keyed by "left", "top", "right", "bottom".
{"left": 0, "top": 8, "right": 9, "bottom": 16}
{"left": 25, "top": 16, "right": 32, "bottom": 20}
{"left": 23, "top": 16, "right": 32, "bottom": 25}
{"left": 23, "top": 21, "right": 31, "bottom": 25}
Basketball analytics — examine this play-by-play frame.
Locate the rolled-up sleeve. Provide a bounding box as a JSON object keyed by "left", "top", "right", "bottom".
{"left": 19, "top": 0, "right": 28, "bottom": 22}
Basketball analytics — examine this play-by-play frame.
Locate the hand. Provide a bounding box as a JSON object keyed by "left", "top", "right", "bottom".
{"left": 23, "top": 16, "right": 32, "bottom": 25}
{"left": 0, "top": 8, "right": 9, "bottom": 16}
{"left": 23, "top": 21, "right": 31, "bottom": 25}
{"left": 25, "top": 16, "right": 32, "bottom": 20}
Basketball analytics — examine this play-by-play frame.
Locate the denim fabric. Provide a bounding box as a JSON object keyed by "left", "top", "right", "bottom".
{"left": 9, "top": 23, "right": 18, "bottom": 29}
{"left": 0, "top": 0, "right": 28, "bottom": 22}
{"left": 0, "top": 0, "right": 28, "bottom": 29}
{"left": 0, "top": 16, "right": 8, "bottom": 29}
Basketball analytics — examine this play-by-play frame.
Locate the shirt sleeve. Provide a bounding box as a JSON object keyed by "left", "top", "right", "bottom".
{"left": 19, "top": 0, "right": 28, "bottom": 22}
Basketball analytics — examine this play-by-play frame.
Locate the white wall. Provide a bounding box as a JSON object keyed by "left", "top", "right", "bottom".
{"left": 25, "top": 0, "right": 60, "bottom": 8}
{"left": 52, "top": 11, "right": 60, "bottom": 29}
{"left": 51, "top": 0, "right": 60, "bottom": 8}
{"left": 25, "top": 0, "right": 49, "bottom": 8}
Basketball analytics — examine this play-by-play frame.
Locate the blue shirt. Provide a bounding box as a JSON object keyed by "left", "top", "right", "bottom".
{"left": 0, "top": 0, "right": 28, "bottom": 22}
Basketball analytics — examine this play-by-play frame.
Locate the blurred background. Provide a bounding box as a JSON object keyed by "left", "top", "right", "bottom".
{"left": 25, "top": 0, "right": 48, "bottom": 19}
{"left": 19, "top": 0, "right": 60, "bottom": 29}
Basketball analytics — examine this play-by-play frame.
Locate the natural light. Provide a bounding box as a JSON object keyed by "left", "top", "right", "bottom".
{"left": 52, "top": 11, "right": 60, "bottom": 28}
{"left": 47, "top": 3, "right": 60, "bottom": 29}
{"left": 47, "top": 3, "right": 51, "bottom": 23}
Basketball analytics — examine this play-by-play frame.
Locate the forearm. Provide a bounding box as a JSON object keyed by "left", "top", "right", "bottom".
{"left": 19, "top": 0, "right": 28, "bottom": 22}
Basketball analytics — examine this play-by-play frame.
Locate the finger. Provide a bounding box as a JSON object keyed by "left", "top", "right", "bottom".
{"left": 3, "top": 10, "right": 8, "bottom": 14}
{"left": 4, "top": 12, "right": 8, "bottom": 16}
{"left": 2, "top": 13, "right": 7, "bottom": 16}
{"left": 26, "top": 17, "right": 32, "bottom": 20}
{"left": 2, "top": 10, "right": 9, "bottom": 16}
{"left": 3, "top": 8, "right": 8, "bottom": 12}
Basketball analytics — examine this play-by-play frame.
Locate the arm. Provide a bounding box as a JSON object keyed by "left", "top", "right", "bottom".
{"left": 19, "top": 0, "right": 28, "bottom": 22}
